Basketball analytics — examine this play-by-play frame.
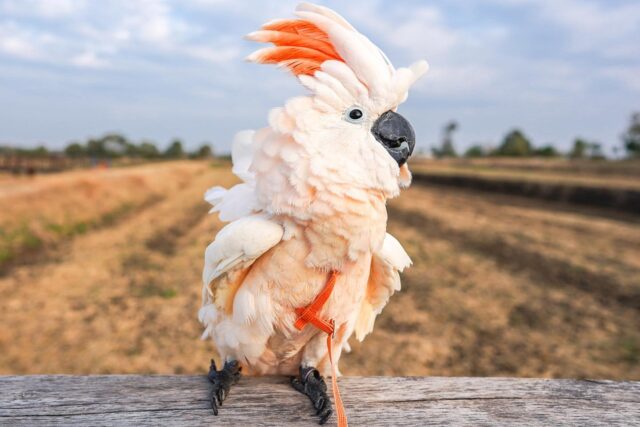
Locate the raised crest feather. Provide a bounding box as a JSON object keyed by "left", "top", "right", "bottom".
{"left": 246, "top": 19, "right": 344, "bottom": 76}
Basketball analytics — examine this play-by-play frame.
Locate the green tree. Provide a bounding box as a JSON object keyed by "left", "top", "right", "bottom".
{"left": 432, "top": 121, "right": 458, "bottom": 158}
{"left": 587, "top": 142, "right": 605, "bottom": 159}
{"left": 164, "top": 139, "right": 185, "bottom": 158}
{"left": 496, "top": 129, "right": 532, "bottom": 156}
{"left": 86, "top": 138, "right": 107, "bottom": 158}
{"left": 622, "top": 112, "right": 640, "bottom": 158}
{"left": 137, "top": 141, "right": 160, "bottom": 159}
{"left": 100, "top": 133, "right": 129, "bottom": 157}
{"left": 36, "top": 145, "right": 49, "bottom": 156}
{"left": 571, "top": 138, "right": 604, "bottom": 159}
{"left": 65, "top": 142, "right": 86, "bottom": 158}
{"left": 533, "top": 145, "right": 559, "bottom": 157}
{"left": 570, "top": 138, "right": 588, "bottom": 159}
{"left": 464, "top": 144, "right": 485, "bottom": 158}
{"left": 194, "top": 144, "right": 213, "bottom": 159}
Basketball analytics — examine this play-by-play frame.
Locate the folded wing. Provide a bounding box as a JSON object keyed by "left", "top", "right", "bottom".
{"left": 200, "top": 214, "right": 284, "bottom": 341}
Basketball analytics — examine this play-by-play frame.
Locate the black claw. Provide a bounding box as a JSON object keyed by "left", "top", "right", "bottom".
{"left": 208, "top": 359, "right": 241, "bottom": 415}
{"left": 291, "top": 366, "right": 333, "bottom": 425}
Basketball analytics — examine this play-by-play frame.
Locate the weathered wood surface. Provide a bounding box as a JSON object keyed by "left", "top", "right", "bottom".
{"left": 1, "top": 376, "right": 639, "bottom": 426}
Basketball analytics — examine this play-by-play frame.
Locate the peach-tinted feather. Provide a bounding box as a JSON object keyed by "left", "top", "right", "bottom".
{"left": 249, "top": 19, "right": 344, "bottom": 76}
{"left": 249, "top": 30, "right": 339, "bottom": 58}
{"left": 253, "top": 46, "right": 335, "bottom": 65}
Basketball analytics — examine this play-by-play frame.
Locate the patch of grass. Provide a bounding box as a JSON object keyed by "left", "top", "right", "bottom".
{"left": 159, "top": 288, "right": 177, "bottom": 299}
{"left": 508, "top": 304, "right": 547, "bottom": 329}
{"left": 131, "top": 279, "right": 177, "bottom": 299}
{"left": 0, "top": 225, "right": 43, "bottom": 268}
{"left": 210, "top": 157, "right": 231, "bottom": 168}
{"left": 620, "top": 337, "right": 640, "bottom": 364}
{"left": 121, "top": 252, "right": 160, "bottom": 271}
{"left": 15, "top": 225, "right": 42, "bottom": 250}
{"left": 1, "top": 200, "right": 142, "bottom": 270}
{"left": 100, "top": 202, "right": 134, "bottom": 226}
{"left": 46, "top": 221, "right": 91, "bottom": 237}
{"left": 45, "top": 223, "right": 65, "bottom": 234}
{"left": 0, "top": 247, "right": 13, "bottom": 264}
{"left": 145, "top": 202, "right": 209, "bottom": 256}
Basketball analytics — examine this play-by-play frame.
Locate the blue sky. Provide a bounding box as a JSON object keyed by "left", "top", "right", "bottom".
{"left": 1, "top": 0, "right": 639, "bottom": 155}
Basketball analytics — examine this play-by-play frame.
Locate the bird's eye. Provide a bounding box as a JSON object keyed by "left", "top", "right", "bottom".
{"left": 344, "top": 106, "right": 366, "bottom": 124}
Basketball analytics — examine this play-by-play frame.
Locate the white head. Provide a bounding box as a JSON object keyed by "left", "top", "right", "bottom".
{"left": 247, "top": 2, "right": 428, "bottom": 204}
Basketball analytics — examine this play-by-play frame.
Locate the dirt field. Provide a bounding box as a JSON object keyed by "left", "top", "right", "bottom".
{"left": 0, "top": 161, "right": 638, "bottom": 379}
{"left": 411, "top": 157, "right": 640, "bottom": 189}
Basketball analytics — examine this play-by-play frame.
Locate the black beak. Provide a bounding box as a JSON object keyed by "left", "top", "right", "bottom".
{"left": 371, "top": 110, "right": 416, "bottom": 166}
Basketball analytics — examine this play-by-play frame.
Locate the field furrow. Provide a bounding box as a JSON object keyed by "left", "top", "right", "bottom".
{"left": 0, "top": 163, "right": 232, "bottom": 374}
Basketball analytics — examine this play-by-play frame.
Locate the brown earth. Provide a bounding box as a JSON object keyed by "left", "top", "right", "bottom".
{"left": 0, "top": 161, "right": 638, "bottom": 379}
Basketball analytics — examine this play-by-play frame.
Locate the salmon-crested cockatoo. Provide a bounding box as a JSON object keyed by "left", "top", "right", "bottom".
{"left": 200, "top": 3, "right": 427, "bottom": 424}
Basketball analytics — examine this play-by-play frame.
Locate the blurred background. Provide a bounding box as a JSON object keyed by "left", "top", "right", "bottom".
{"left": 0, "top": 0, "right": 638, "bottom": 379}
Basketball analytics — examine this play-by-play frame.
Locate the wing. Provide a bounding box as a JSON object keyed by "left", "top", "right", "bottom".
{"left": 354, "top": 233, "right": 412, "bottom": 341}
{"left": 199, "top": 214, "right": 284, "bottom": 339}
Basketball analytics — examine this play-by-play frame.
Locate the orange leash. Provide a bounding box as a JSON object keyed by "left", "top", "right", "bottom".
{"left": 294, "top": 270, "right": 348, "bottom": 427}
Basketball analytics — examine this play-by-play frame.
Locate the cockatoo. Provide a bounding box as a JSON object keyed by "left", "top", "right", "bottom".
{"left": 200, "top": 3, "right": 427, "bottom": 424}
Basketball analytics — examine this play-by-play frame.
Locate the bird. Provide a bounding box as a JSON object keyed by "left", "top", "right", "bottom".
{"left": 199, "top": 3, "right": 428, "bottom": 425}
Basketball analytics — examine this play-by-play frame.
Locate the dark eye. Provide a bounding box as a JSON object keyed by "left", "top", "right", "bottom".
{"left": 344, "top": 106, "right": 366, "bottom": 124}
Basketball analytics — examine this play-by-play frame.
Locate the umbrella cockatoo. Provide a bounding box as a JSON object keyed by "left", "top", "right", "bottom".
{"left": 200, "top": 3, "right": 427, "bottom": 425}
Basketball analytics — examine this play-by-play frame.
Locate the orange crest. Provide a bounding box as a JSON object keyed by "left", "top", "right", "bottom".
{"left": 247, "top": 19, "right": 344, "bottom": 76}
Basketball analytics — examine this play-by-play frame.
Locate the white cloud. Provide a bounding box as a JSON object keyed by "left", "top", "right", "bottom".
{"left": 1, "top": 0, "right": 85, "bottom": 19}
{"left": 418, "top": 64, "right": 498, "bottom": 97}
{"left": 0, "top": 34, "right": 41, "bottom": 60}
{"left": 540, "top": 0, "right": 640, "bottom": 59}
{"left": 0, "top": 22, "right": 54, "bottom": 61}
{"left": 0, "top": 0, "right": 243, "bottom": 69}
{"left": 601, "top": 66, "right": 640, "bottom": 92}
{"left": 71, "top": 50, "right": 110, "bottom": 68}
{"left": 183, "top": 45, "right": 241, "bottom": 64}
{"left": 489, "top": 0, "right": 640, "bottom": 60}
{"left": 338, "top": 2, "right": 509, "bottom": 99}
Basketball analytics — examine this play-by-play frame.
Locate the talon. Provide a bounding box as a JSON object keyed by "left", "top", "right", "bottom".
{"left": 319, "top": 408, "right": 332, "bottom": 425}
{"left": 207, "top": 359, "right": 240, "bottom": 416}
{"left": 211, "top": 396, "right": 219, "bottom": 416}
{"left": 291, "top": 366, "right": 333, "bottom": 425}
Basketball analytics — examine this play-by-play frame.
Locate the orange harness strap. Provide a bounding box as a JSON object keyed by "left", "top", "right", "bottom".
{"left": 294, "top": 270, "right": 348, "bottom": 427}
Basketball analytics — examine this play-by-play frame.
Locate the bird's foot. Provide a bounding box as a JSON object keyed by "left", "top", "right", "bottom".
{"left": 208, "top": 359, "right": 241, "bottom": 415}
{"left": 291, "top": 366, "right": 332, "bottom": 425}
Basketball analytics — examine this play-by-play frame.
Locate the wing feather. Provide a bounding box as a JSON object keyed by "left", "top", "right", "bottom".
{"left": 354, "top": 233, "right": 411, "bottom": 341}
{"left": 201, "top": 215, "right": 283, "bottom": 322}
{"left": 202, "top": 214, "right": 283, "bottom": 288}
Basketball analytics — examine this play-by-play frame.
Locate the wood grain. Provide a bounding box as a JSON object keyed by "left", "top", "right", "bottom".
{"left": 1, "top": 376, "right": 638, "bottom": 426}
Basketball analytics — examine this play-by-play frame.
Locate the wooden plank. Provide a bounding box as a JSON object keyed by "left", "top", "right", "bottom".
{"left": 0, "top": 376, "right": 638, "bottom": 426}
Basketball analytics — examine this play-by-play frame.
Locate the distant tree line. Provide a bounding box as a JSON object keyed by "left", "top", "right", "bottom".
{"left": 431, "top": 112, "right": 640, "bottom": 160}
{"left": 63, "top": 133, "right": 213, "bottom": 160}
{"left": 0, "top": 145, "right": 51, "bottom": 157}
{"left": 0, "top": 133, "right": 214, "bottom": 161}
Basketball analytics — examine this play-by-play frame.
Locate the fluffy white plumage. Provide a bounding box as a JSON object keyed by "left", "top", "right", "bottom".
{"left": 200, "top": 2, "right": 425, "bottom": 376}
